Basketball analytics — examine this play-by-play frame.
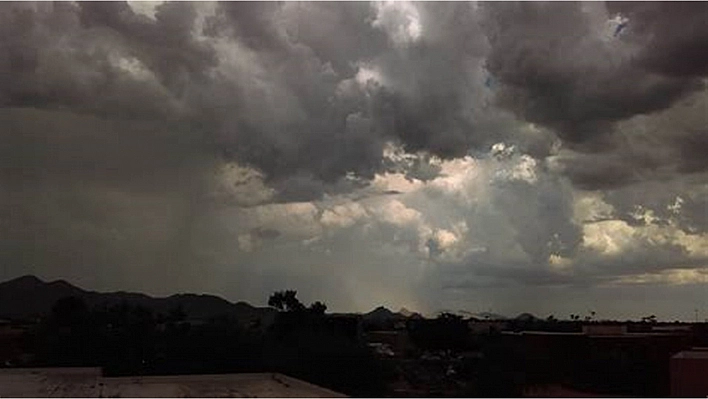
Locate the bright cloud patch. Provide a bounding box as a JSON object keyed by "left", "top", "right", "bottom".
{"left": 372, "top": 1, "right": 422, "bottom": 45}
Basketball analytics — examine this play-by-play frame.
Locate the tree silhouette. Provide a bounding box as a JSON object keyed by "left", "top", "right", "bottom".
{"left": 437, "top": 312, "right": 463, "bottom": 321}
{"left": 641, "top": 314, "right": 657, "bottom": 324}
{"left": 268, "top": 290, "right": 306, "bottom": 312}
{"left": 309, "top": 301, "right": 327, "bottom": 315}
{"left": 268, "top": 290, "right": 327, "bottom": 315}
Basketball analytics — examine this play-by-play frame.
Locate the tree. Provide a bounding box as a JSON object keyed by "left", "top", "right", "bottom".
{"left": 308, "top": 301, "right": 327, "bottom": 315}
{"left": 268, "top": 290, "right": 327, "bottom": 315}
{"left": 437, "top": 312, "right": 463, "bottom": 321}
{"left": 641, "top": 315, "right": 657, "bottom": 324}
{"left": 268, "top": 290, "right": 305, "bottom": 312}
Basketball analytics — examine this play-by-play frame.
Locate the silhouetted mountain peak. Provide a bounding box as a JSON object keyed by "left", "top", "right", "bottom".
{"left": 436, "top": 309, "right": 478, "bottom": 318}
{"left": 368, "top": 306, "right": 394, "bottom": 315}
{"left": 47, "top": 279, "right": 77, "bottom": 290}
{"left": 363, "top": 306, "right": 410, "bottom": 324}
{"left": 470, "top": 311, "right": 508, "bottom": 320}
{"left": 0, "top": 275, "right": 44, "bottom": 289}
{"left": 516, "top": 312, "right": 538, "bottom": 321}
{"left": 398, "top": 307, "right": 418, "bottom": 317}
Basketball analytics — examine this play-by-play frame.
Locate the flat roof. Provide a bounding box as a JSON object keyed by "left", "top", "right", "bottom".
{"left": 0, "top": 368, "right": 346, "bottom": 397}
{"left": 673, "top": 351, "right": 708, "bottom": 360}
{"left": 502, "top": 331, "right": 585, "bottom": 336}
{"left": 502, "top": 331, "right": 686, "bottom": 338}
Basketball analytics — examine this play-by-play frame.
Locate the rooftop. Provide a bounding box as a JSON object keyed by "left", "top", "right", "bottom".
{"left": 0, "top": 368, "right": 346, "bottom": 397}
{"left": 673, "top": 351, "right": 708, "bottom": 360}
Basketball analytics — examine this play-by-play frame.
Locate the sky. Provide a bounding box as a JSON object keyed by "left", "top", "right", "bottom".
{"left": 1, "top": 1, "right": 708, "bottom": 321}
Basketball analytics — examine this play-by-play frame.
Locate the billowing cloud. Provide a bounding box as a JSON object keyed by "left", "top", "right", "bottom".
{"left": 1, "top": 1, "right": 708, "bottom": 320}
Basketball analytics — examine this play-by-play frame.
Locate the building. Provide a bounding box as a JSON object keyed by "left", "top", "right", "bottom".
{"left": 652, "top": 325, "right": 693, "bottom": 333}
{"left": 468, "top": 320, "right": 508, "bottom": 334}
{"left": 671, "top": 349, "right": 708, "bottom": 397}
{"left": 523, "top": 383, "right": 628, "bottom": 397}
{"left": 499, "top": 329, "right": 693, "bottom": 397}
{"left": 365, "top": 330, "right": 414, "bottom": 357}
{"left": 582, "top": 324, "right": 627, "bottom": 336}
{"left": 0, "top": 322, "right": 31, "bottom": 366}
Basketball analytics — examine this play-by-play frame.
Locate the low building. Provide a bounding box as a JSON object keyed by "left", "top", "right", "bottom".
{"left": 468, "top": 320, "right": 508, "bottom": 334}
{"left": 0, "top": 324, "right": 29, "bottom": 366}
{"left": 582, "top": 324, "right": 627, "bottom": 336}
{"left": 652, "top": 325, "right": 692, "bottom": 333}
{"left": 523, "top": 383, "right": 628, "bottom": 397}
{"left": 500, "top": 329, "right": 692, "bottom": 397}
{"left": 365, "top": 330, "right": 414, "bottom": 357}
{"left": 671, "top": 349, "right": 708, "bottom": 397}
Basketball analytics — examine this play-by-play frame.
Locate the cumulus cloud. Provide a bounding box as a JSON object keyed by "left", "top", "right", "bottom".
{"left": 1, "top": 1, "right": 708, "bottom": 318}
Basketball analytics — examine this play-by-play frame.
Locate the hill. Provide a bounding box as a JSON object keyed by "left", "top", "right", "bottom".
{"left": 515, "top": 312, "right": 539, "bottom": 322}
{"left": 470, "top": 311, "right": 508, "bottom": 320}
{"left": 0, "top": 275, "right": 275, "bottom": 325}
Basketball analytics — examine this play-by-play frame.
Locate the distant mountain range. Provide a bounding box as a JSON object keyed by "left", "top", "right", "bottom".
{"left": 0, "top": 275, "right": 276, "bottom": 325}
{"left": 362, "top": 306, "right": 407, "bottom": 323}
{"left": 514, "top": 312, "right": 539, "bottom": 322}
{"left": 470, "top": 311, "right": 509, "bottom": 320}
{"left": 432, "top": 310, "right": 510, "bottom": 320}
{"left": 0, "top": 275, "right": 531, "bottom": 325}
{"left": 397, "top": 307, "right": 423, "bottom": 318}
{"left": 359, "top": 306, "right": 515, "bottom": 323}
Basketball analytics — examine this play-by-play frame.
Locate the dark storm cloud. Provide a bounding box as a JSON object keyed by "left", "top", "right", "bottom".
{"left": 201, "top": 2, "right": 390, "bottom": 188}
{"left": 481, "top": 2, "right": 703, "bottom": 150}
{"left": 78, "top": 1, "right": 217, "bottom": 90}
{"left": 366, "top": 2, "right": 512, "bottom": 159}
{"left": 211, "top": 1, "right": 523, "bottom": 187}
{"left": 215, "top": 2, "right": 284, "bottom": 51}
{"left": 2, "top": 1, "right": 706, "bottom": 195}
{"left": 546, "top": 150, "right": 655, "bottom": 190}
{"left": 607, "top": 2, "right": 708, "bottom": 77}
{"left": 0, "top": 2, "right": 212, "bottom": 121}
{"left": 204, "top": 1, "right": 516, "bottom": 194}
{"left": 0, "top": 2, "right": 381, "bottom": 194}
{"left": 278, "top": 2, "right": 389, "bottom": 76}
{"left": 675, "top": 129, "right": 708, "bottom": 174}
